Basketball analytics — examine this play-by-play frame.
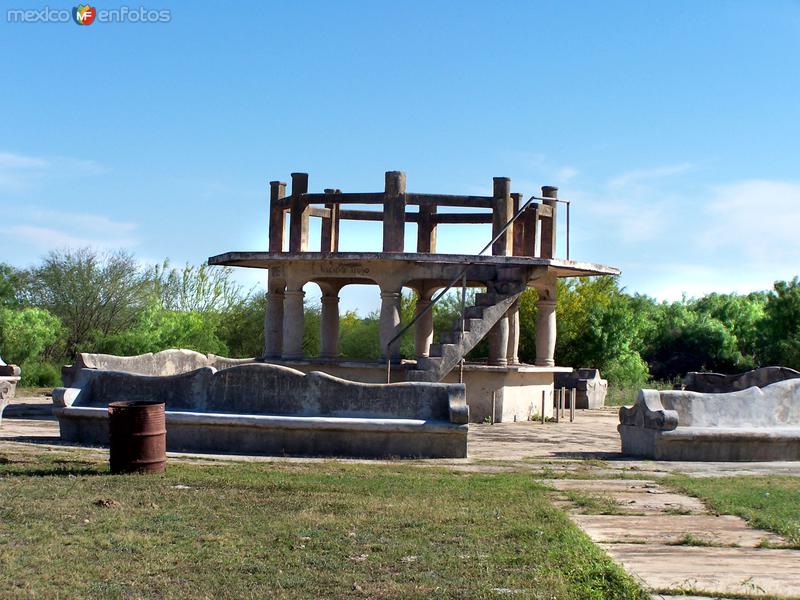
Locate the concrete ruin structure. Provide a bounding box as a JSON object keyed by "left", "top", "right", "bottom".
{"left": 619, "top": 380, "right": 800, "bottom": 461}
{"left": 683, "top": 366, "right": 800, "bottom": 394}
{"left": 0, "top": 357, "right": 21, "bottom": 429}
{"left": 209, "top": 171, "right": 619, "bottom": 422}
{"left": 554, "top": 368, "right": 608, "bottom": 409}
{"left": 54, "top": 360, "right": 468, "bottom": 458}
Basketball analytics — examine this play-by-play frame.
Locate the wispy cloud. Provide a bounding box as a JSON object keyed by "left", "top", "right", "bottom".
{"left": 6, "top": 208, "right": 139, "bottom": 252}
{"left": 0, "top": 150, "right": 106, "bottom": 192}
{"left": 700, "top": 179, "right": 800, "bottom": 263}
{"left": 577, "top": 164, "right": 800, "bottom": 299}
{"left": 608, "top": 163, "right": 693, "bottom": 190}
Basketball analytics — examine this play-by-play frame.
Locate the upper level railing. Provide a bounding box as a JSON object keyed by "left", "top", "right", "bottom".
{"left": 266, "top": 171, "right": 569, "bottom": 260}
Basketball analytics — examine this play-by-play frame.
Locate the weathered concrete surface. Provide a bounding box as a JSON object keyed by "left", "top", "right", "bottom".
{"left": 61, "top": 349, "right": 255, "bottom": 387}
{"left": 0, "top": 358, "right": 21, "bottom": 429}
{"left": 602, "top": 544, "right": 800, "bottom": 597}
{"left": 53, "top": 364, "right": 468, "bottom": 458}
{"left": 572, "top": 514, "right": 785, "bottom": 547}
{"left": 265, "top": 359, "right": 566, "bottom": 423}
{"left": 552, "top": 474, "right": 800, "bottom": 598}
{"left": 554, "top": 368, "right": 608, "bottom": 409}
{"left": 684, "top": 366, "right": 800, "bottom": 393}
{"left": 619, "top": 381, "right": 800, "bottom": 461}
{"left": 545, "top": 479, "right": 708, "bottom": 515}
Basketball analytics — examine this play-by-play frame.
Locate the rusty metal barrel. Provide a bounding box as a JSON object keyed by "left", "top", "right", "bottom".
{"left": 108, "top": 401, "right": 166, "bottom": 474}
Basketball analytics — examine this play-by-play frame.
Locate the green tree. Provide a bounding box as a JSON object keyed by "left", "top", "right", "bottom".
{"left": 152, "top": 261, "right": 244, "bottom": 313}
{"left": 761, "top": 277, "right": 800, "bottom": 369}
{"left": 0, "top": 307, "right": 63, "bottom": 365}
{"left": 22, "top": 248, "right": 155, "bottom": 357}
{"left": 692, "top": 292, "right": 767, "bottom": 364}
{"left": 0, "top": 263, "right": 23, "bottom": 309}
{"left": 644, "top": 301, "right": 746, "bottom": 379}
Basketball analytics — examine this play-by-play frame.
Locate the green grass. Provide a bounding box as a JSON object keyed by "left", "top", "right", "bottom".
{"left": 0, "top": 451, "right": 648, "bottom": 600}
{"left": 664, "top": 475, "right": 800, "bottom": 547}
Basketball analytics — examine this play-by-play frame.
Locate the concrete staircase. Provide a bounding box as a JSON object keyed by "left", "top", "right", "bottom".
{"left": 407, "top": 278, "right": 526, "bottom": 382}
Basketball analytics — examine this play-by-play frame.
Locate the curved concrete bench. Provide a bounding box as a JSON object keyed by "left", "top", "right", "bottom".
{"left": 53, "top": 363, "right": 468, "bottom": 458}
{"left": 618, "top": 379, "right": 800, "bottom": 461}
{"left": 61, "top": 349, "right": 255, "bottom": 387}
{"left": 683, "top": 366, "right": 800, "bottom": 394}
{"left": 0, "top": 360, "right": 21, "bottom": 429}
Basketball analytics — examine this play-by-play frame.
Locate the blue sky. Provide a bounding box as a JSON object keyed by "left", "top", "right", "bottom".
{"left": 2, "top": 1, "right": 799, "bottom": 314}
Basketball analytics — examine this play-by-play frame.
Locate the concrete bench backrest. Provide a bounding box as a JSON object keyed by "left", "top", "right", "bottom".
{"left": 72, "top": 363, "right": 460, "bottom": 421}
{"left": 683, "top": 366, "right": 800, "bottom": 394}
{"left": 77, "top": 350, "right": 211, "bottom": 377}
{"left": 76, "top": 350, "right": 257, "bottom": 378}
{"left": 658, "top": 379, "right": 800, "bottom": 428}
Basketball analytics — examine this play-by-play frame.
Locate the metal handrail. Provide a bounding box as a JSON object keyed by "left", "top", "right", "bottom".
{"left": 385, "top": 193, "right": 565, "bottom": 382}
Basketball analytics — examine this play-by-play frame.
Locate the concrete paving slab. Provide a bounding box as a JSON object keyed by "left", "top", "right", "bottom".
{"left": 602, "top": 544, "right": 800, "bottom": 597}
{"left": 544, "top": 479, "right": 708, "bottom": 514}
{"left": 572, "top": 514, "right": 786, "bottom": 547}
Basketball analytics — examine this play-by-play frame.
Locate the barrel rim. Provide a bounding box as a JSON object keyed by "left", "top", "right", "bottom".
{"left": 108, "top": 400, "right": 166, "bottom": 410}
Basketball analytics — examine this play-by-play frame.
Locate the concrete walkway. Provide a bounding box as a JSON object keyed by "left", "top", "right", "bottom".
{"left": 3, "top": 395, "right": 800, "bottom": 598}
{"left": 547, "top": 478, "right": 800, "bottom": 598}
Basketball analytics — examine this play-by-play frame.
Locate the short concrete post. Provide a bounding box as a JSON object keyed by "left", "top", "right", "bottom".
{"left": 268, "top": 181, "right": 287, "bottom": 253}
{"left": 281, "top": 286, "right": 305, "bottom": 360}
{"left": 570, "top": 388, "right": 576, "bottom": 422}
{"left": 414, "top": 292, "right": 434, "bottom": 358}
{"left": 289, "top": 173, "right": 310, "bottom": 252}
{"left": 555, "top": 389, "right": 560, "bottom": 423}
{"left": 319, "top": 292, "right": 340, "bottom": 358}
{"left": 264, "top": 284, "right": 285, "bottom": 359}
{"left": 541, "top": 391, "right": 546, "bottom": 424}
{"left": 561, "top": 387, "right": 566, "bottom": 419}
{"left": 379, "top": 288, "right": 402, "bottom": 362}
{"left": 383, "top": 171, "right": 406, "bottom": 252}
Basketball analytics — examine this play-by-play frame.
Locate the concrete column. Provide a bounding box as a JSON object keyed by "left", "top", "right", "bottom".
{"left": 540, "top": 185, "right": 558, "bottom": 259}
{"left": 488, "top": 314, "right": 509, "bottom": 367}
{"left": 319, "top": 292, "right": 340, "bottom": 358}
{"left": 506, "top": 298, "right": 520, "bottom": 365}
{"left": 379, "top": 288, "right": 402, "bottom": 362}
{"left": 414, "top": 292, "right": 434, "bottom": 358}
{"left": 268, "top": 180, "right": 287, "bottom": 253}
{"left": 264, "top": 288, "right": 285, "bottom": 358}
{"left": 535, "top": 299, "right": 557, "bottom": 367}
{"left": 289, "top": 173, "right": 310, "bottom": 252}
{"left": 492, "top": 177, "right": 514, "bottom": 256}
{"left": 383, "top": 171, "right": 406, "bottom": 252}
{"left": 282, "top": 286, "right": 305, "bottom": 360}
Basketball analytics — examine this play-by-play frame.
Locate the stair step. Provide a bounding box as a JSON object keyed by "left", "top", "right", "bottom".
{"left": 463, "top": 305, "right": 484, "bottom": 319}
{"left": 475, "top": 292, "right": 498, "bottom": 306}
{"left": 415, "top": 356, "right": 443, "bottom": 371}
{"left": 439, "top": 331, "right": 463, "bottom": 344}
{"left": 453, "top": 318, "right": 483, "bottom": 333}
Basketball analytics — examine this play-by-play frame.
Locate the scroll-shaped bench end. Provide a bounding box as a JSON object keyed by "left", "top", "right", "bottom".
{"left": 619, "top": 389, "right": 678, "bottom": 431}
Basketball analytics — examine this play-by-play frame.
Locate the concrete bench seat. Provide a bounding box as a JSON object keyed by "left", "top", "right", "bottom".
{"left": 53, "top": 363, "right": 468, "bottom": 458}
{"left": 618, "top": 379, "right": 800, "bottom": 461}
